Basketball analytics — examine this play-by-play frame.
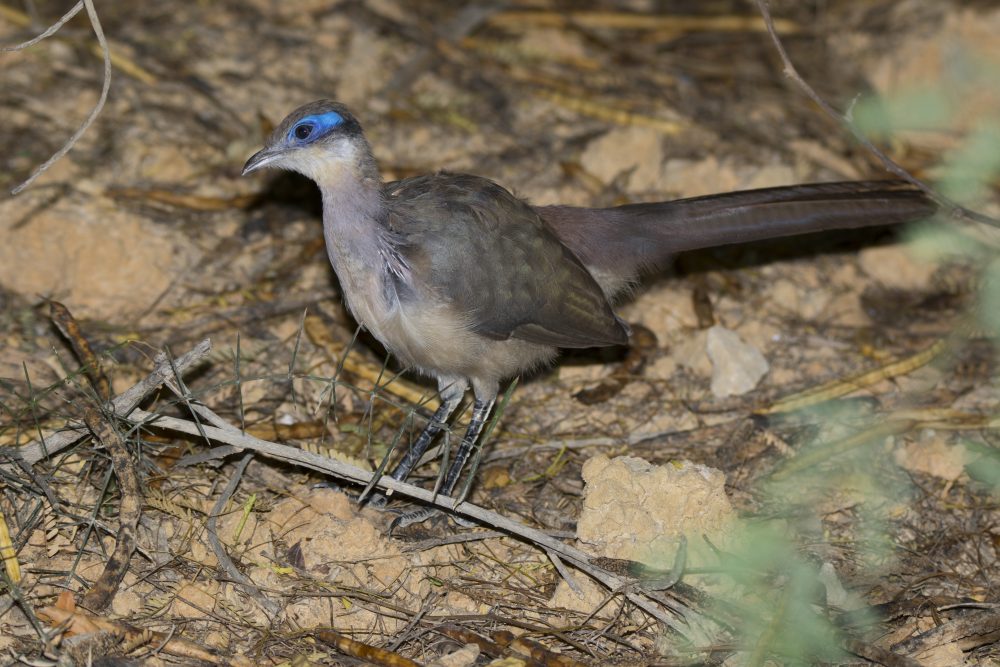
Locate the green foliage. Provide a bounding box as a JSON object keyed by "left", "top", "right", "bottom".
{"left": 710, "top": 42, "right": 1000, "bottom": 664}
{"left": 963, "top": 440, "right": 1000, "bottom": 491}
{"left": 852, "top": 87, "right": 952, "bottom": 137}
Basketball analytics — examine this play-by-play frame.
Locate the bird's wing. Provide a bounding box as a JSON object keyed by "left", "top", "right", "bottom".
{"left": 386, "top": 173, "right": 628, "bottom": 349}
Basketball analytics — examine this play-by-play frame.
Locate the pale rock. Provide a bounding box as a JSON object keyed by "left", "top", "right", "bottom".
{"left": 734, "top": 320, "right": 780, "bottom": 355}
{"left": 894, "top": 433, "right": 968, "bottom": 481}
{"left": 706, "top": 325, "right": 769, "bottom": 397}
{"left": 858, "top": 244, "right": 936, "bottom": 290}
{"left": 662, "top": 156, "right": 795, "bottom": 198}
{"left": 0, "top": 195, "right": 196, "bottom": 320}
{"left": 770, "top": 278, "right": 831, "bottom": 320}
{"left": 912, "top": 642, "right": 966, "bottom": 667}
{"left": 770, "top": 279, "right": 800, "bottom": 313}
{"left": 336, "top": 27, "right": 388, "bottom": 106}
{"left": 518, "top": 27, "right": 589, "bottom": 62}
{"left": 427, "top": 644, "right": 480, "bottom": 667}
{"left": 674, "top": 329, "right": 711, "bottom": 377}
{"left": 553, "top": 453, "right": 736, "bottom": 619}
{"left": 580, "top": 125, "right": 664, "bottom": 192}
{"left": 817, "top": 562, "right": 856, "bottom": 609}
{"left": 110, "top": 589, "right": 142, "bottom": 617}
{"left": 621, "top": 283, "right": 700, "bottom": 333}
{"left": 864, "top": 7, "right": 1000, "bottom": 134}
{"left": 826, "top": 291, "right": 870, "bottom": 327}
{"left": 645, "top": 354, "right": 678, "bottom": 380}
{"left": 173, "top": 581, "right": 219, "bottom": 618}
{"left": 576, "top": 454, "right": 735, "bottom": 570}
{"left": 549, "top": 571, "right": 613, "bottom": 617}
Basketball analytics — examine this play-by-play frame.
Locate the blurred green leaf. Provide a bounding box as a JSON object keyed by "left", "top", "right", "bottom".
{"left": 852, "top": 87, "right": 952, "bottom": 137}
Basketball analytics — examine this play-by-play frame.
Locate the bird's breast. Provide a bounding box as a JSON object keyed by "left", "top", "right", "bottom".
{"left": 321, "top": 210, "right": 558, "bottom": 385}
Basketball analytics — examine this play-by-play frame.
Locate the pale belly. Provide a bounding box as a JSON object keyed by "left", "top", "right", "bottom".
{"left": 357, "top": 291, "right": 559, "bottom": 390}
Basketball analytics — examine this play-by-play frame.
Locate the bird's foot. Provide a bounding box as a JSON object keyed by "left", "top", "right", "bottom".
{"left": 388, "top": 506, "right": 478, "bottom": 532}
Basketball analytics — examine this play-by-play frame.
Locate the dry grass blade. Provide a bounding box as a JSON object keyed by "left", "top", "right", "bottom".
{"left": 314, "top": 628, "right": 421, "bottom": 667}
{"left": 489, "top": 9, "right": 800, "bottom": 34}
{"left": 758, "top": 336, "right": 951, "bottom": 415}
{"left": 10, "top": 338, "right": 211, "bottom": 466}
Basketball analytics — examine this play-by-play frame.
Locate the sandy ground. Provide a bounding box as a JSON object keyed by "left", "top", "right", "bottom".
{"left": 1, "top": 1, "right": 999, "bottom": 665}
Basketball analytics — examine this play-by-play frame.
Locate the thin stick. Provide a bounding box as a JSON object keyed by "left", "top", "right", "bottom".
{"left": 8, "top": 0, "right": 111, "bottom": 195}
{"left": 126, "top": 407, "right": 693, "bottom": 631}
{"left": 752, "top": 0, "right": 1000, "bottom": 229}
{"left": 9, "top": 339, "right": 212, "bottom": 466}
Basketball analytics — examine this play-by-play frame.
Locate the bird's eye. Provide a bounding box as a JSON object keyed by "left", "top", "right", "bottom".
{"left": 294, "top": 123, "right": 314, "bottom": 140}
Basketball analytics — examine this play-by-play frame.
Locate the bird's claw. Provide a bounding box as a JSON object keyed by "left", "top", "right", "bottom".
{"left": 388, "top": 506, "right": 478, "bottom": 532}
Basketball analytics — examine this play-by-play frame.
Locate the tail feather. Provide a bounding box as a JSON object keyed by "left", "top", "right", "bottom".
{"left": 538, "top": 180, "right": 936, "bottom": 295}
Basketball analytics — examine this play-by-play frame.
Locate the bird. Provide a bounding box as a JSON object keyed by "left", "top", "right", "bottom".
{"left": 242, "top": 99, "right": 936, "bottom": 510}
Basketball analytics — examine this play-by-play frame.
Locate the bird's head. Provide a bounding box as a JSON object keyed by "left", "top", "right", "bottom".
{"left": 242, "top": 100, "right": 376, "bottom": 185}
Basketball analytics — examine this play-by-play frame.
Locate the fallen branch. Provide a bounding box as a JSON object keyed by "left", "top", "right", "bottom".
{"left": 8, "top": 338, "right": 212, "bottom": 466}
{"left": 125, "top": 406, "right": 694, "bottom": 632}
{"left": 752, "top": 0, "right": 1000, "bottom": 229}
{"left": 80, "top": 408, "right": 142, "bottom": 612}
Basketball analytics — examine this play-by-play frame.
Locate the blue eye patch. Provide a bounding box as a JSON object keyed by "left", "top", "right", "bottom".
{"left": 288, "top": 111, "right": 344, "bottom": 144}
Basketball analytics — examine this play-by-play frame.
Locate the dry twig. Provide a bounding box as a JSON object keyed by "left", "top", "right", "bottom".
{"left": 751, "top": 0, "right": 1000, "bottom": 229}
{"left": 3, "top": 0, "right": 112, "bottom": 195}
{"left": 80, "top": 408, "right": 141, "bottom": 612}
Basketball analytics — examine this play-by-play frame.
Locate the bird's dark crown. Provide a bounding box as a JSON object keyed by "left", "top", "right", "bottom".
{"left": 243, "top": 99, "right": 372, "bottom": 177}
{"left": 266, "top": 99, "right": 364, "bottom": 149}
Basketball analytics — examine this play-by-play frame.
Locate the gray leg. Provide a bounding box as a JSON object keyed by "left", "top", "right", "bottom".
{"left": 388, "top": 386, "right": 462, "bottom": 482}
{"left": 388, "top": 391, "right": 498, "bottom": 532}
{"left": 364, "top": 377, "right": 465, "bottom": 509}
{"left": 440, "top": 397, "right": 495, "bottom": 496}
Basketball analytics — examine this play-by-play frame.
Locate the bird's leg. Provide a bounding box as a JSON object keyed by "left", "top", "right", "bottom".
{"left": 439, "top": 397, "right": 495, "bottom": 497}
{"left": 388, "top": 393, "right": 497, "bottom": 532}
{"left": 363, "top": 378, "right": 465, "bottom": 509}
{"left": 388, "top": 384, "right": 464, "bottom": 483}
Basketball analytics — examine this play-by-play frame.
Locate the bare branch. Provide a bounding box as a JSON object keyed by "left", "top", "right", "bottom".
{"left": 752, "top": 0, "right": 1000, "bottom": 229}
{"left": 7, "top": 339, "right": 212, "bottom": 466}
{"left": 6, "top": 0, "right": 111, "bottom": 195}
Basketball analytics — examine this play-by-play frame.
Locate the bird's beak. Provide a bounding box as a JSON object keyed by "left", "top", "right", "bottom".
{"left": 242, "top": 146, "right": 284, "bottom": 175}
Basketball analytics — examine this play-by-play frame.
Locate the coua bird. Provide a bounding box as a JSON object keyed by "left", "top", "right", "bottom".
{"left": 243, "top": 100, "right": 936, "bottom": 506}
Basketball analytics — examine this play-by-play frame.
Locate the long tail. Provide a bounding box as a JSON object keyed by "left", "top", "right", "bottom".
{"left": 537, "top": 180, "right": 937, "bottom": 295}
